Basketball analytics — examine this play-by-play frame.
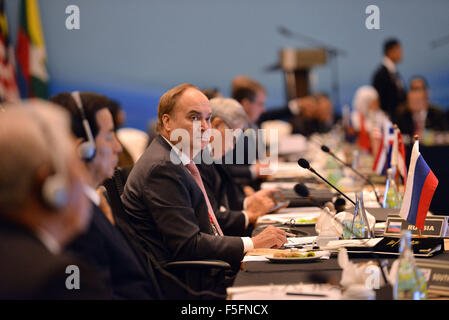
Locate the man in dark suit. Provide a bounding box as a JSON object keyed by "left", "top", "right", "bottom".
{"left": 372, "top": 38, "right": 406, "bottom": 118}
{"left": 394, "top": 77, "right": 447, "bottom": 136}
{"left": 50, "top": 92, "right": 156, "bottom": 299}
{"left": 227, "top": 76, "right": 271, "bottom": 187}
{"left": 197, "top": 97, "right": 282, "bottom": 234}
{"left": 0, "top": 101, "right": 109, "bottom": 299}
{"left": 121, "top": 84, "right": 286, "bottom": 280}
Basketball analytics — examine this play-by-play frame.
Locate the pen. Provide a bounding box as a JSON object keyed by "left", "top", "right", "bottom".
{"left": 286, "top": 292, "right": 328, "bottom": 297}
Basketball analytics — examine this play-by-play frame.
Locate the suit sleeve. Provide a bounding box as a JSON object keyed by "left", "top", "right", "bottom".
{"left": 143, "top": 163, "right": 244, "bottom": 266}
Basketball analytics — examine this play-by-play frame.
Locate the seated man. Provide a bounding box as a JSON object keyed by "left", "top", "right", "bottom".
{"left": 394, "top": 77, "right": 447, "bottom": 137}
{"left": 314, "top": 93, "right": 336, "bottom": 134}
{"left": 121, "top": 84, "right": 286, "bottom": 292}
{"left": 198, "top": 97, "right": 280, "bottom": 235}
{"left": 0, "top": 101, "right": 109, "bottom": 299}
{"left": 228, "top": 76, "right": 271, "bottom": 187}
{"left": 288, "top": 95, "right": 319, "bottom": 136}
{"left": 50, "top": 92, "right": 156, "bottom": 299}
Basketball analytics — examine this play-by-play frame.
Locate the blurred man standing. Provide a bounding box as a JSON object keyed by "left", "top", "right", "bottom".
{"left": 372, "top": 38, "right": 406, "bottom": 118}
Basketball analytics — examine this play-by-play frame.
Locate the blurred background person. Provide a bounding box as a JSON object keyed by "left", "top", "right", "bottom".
{"left": 372, "top": 38, "right": 406, "bottom": 118}
{"left": 228, "top": 75, "right": 270, "bottom": 189}
{"left": 109, "top": 99, "right": 149, "bottom": 168}
{"left": 0, "top": 100, "right": 109, "bottom": 299}
{"left": 288, "top": 95, "right": 319, "bottom": 136}
{"left": 313, "top": 93, "right": 337, "bottom": 134}
{"left": 107, "top": 100, "right": 135, "bottom": 168}
{"left": 198, "top": 97, "right": 279, "bottom": 230}
{"left": 351, "top": 85, "right": 387, "bottom": 153}
{"left": 201, "top": 87, "right": 222, "bottom": 100}
{"left": 50, "top": 92, "right": 156, "bottom": 299}
{"left": 395, "top": 77, "right": 447, "bottom": 137}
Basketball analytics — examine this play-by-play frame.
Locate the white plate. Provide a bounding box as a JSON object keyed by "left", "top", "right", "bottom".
{"left": 267, "top": 254, "right": 321, "bottom": 263}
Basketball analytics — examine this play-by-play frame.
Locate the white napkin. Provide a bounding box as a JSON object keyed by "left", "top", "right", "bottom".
{"left": 338, "top": 248, "right": 385, "bottom": 297}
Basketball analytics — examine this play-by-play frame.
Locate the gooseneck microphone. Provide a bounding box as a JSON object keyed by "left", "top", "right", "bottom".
{"left": 294, "top": 183, "right": 389, "bottom": 286}
{"left": 320, "top": 145, "right": 382, "bottom": 207}
{"left": 297, "top": 158, "right": 356, "bottom": 206}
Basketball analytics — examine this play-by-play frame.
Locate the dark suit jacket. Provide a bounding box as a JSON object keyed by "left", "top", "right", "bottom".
{"left": 258, "top": 106, "right": 293, "bottom": 124}
{"left": 121, "top": 135, "right": 245, "bottom": 270}
{"left": 67, "top": 202, "right": 155, "bottom": 299}
{"left": 394, "top": 106, "right": 448, "bottom": 136}
{"left": 222, "top": 125, "right": 266, "bottom": 188}
{"left": 197, "top": 160, "right": 253, "bottom": 237}
{"left": 372, "top": 64, "right": 406, "bottom": 117}
{"left": 0, "top": 217, "right": 110, "bottom": 300}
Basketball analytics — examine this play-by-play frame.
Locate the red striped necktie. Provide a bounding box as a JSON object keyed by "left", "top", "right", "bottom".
{"left": 185, "top": 161, "right": 224, "bottom": 236}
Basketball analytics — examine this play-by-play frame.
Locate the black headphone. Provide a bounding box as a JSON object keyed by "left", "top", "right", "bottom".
{"left": 71, "top": 91, "right": 96, "bottom": 161}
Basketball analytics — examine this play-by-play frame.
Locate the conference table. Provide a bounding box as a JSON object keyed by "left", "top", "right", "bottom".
{"left": 227, "top": 153, "right": 449, "bottom": 300}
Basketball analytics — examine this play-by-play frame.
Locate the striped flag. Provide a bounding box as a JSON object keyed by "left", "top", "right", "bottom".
{"left": 373, "top": 120, "right": 394, "bottom": 175}
{"left": 15, "top": 0, "right": 49, "bottom": 99}
{"left": 0, "top": 0, "right": 20, "bottom": 102}
{"left": 399, "top": 140, "right": 438, "bottom": 230}
{"left": 391, "top": 126, "right": 407, "bottom": 185}
{"left": 358, "top": 112, "right": 371, "bottom": 152}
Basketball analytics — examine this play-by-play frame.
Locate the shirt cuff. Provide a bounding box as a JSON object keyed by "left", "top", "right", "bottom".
{"left": 249, "top": 164, "right": 258, "bottom": 179}
{"left": 243, "top": 197, "right": 249, "bottom": 210}
{"left": 241, "top": 210, "right": 249, "bottom": 228}
{"left": 241, "top": 237, "right": 254, "bottom": 253}
{"left": 288, "top": 99, "right": 300, "bottom": 115}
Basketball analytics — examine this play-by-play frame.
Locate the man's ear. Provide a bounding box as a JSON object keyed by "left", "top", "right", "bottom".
{"left": 161, "top": 114, "right": 171, "bottom": 133}
{"left": 211, "top": 117, "right": 223, "bottom": 129}
{"left": 74, "top": 137, "right": 84, "bottom": 148}
{"left": 33, "top": 165, "right": 53, "bottom": 206}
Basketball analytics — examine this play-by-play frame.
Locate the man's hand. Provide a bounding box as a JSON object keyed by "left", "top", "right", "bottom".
{"left": 251, "top": 225, "right": 286, "bottom": 249}
{"left": 245, "top": 189, "right": 277, "bottom": 224}
{"left": 251, "top": 161, "right": 273, "bottom": 179}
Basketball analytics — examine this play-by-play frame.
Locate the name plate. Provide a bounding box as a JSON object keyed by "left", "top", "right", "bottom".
{"left": 384, "top": 215, "right": 449, "bottom": 237}
{"left": 416, "top": 259, "right": 449, "bottom": 296}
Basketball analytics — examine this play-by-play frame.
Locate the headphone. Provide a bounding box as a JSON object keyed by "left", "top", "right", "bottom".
{"left": 71, "top": 91, "right": 96, "bottom": 161}
{"left": 29, "top": 107, "right": 69, "bottom": 211}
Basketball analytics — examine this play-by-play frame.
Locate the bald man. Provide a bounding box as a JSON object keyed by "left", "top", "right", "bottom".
{"left": 121, "top": 84, "right": 286, "bottom": 296}
{"left": 0, "top": 101, "right": 109, "bottom": 299}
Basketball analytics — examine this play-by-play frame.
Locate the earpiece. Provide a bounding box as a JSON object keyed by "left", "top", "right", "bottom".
{"left": 41, "top": 173, "right": 69, "bottom": 211}
{"left": 71, "top": 91, "right": 96, "bottom": 161}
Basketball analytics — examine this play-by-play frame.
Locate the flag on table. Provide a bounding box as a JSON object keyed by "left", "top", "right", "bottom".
{"left": 399, "top": 140, "right": 438, "bottom": 230}
{"left": 373, "top": 120, "right": 394, "bottom": 175}
{"left": 0, "top": 0, "right": 20, "bottom": 102}
{"left": 391, "top": 125, "right": 407, "bottom": 185}
{"left": 15, "top": 0, "right": 49, "bottom": 99}
{"left": 387, "top": 221, "right": 402, "bottom": 233}
{"left": 358, "top": 112, "right": 371, "bottom": 152}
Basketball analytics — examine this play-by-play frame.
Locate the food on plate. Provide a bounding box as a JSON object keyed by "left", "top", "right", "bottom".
{"left": 273, "top": 251, "right": 316, "bottom": 258}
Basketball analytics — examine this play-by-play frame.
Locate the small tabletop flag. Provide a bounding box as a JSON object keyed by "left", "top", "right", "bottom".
{"left": 399, "top": 140, "right": 438, "bottom": 230}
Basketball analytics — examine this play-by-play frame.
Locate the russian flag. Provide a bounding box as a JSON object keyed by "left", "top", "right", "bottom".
{"left": 399, "top": 141, "right": 439, "bottom": 230}
{"left": 387, "top": 221, "right": 402, "bottom": 233}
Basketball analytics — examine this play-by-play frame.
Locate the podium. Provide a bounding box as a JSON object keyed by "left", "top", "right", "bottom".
{"left": 279, "top": 48, "right": 327, "bottom": 100}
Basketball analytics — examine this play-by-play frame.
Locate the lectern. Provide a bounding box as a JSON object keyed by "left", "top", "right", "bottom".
{"left": 279, "top": 48, "right": 327, "bottom": 100}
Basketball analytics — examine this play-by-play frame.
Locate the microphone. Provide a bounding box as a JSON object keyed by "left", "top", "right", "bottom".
{"left": 298, "top": 158, "right": 377, "bottom": 238}
{"left": 294, "top": 183, "right": 345, "bottom": 212}
{"left": 294, "top": 183, "right": 389, "bottom": 287}
{"left": 297, "top": 158, "right": 356, "bottom": 206}
{"left": 320, "top": 145, "right": 382, "bottom": 207}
